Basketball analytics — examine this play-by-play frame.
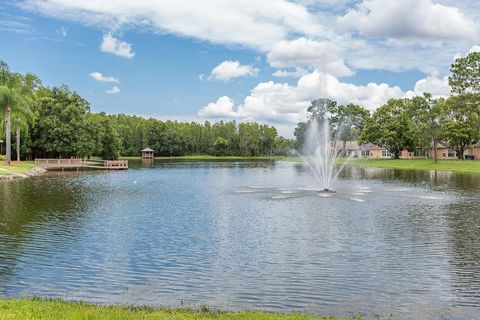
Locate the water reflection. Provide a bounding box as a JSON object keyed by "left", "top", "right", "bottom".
{"left": 0, "top": 161, "right": 479, "bottom": 320}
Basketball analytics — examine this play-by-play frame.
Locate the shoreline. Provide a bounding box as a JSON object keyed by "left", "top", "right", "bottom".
{"left": 0, "top": 298, "right": 359, "bottom": 320}
{"left": 0, "top": 162, "right": 46, "bottom": 180}
{"left": 2, "top": 157, "right": 480, "bottom": 179}
{"left": 126, "top": 156, "right": 480, "bottom": 174}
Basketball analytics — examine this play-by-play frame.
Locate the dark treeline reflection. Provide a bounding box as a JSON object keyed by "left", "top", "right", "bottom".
{"left": 332, "top": 166, "right": 480, "bottom": 191}
{"left": 0, "top": 175, "right": 91, "bottom": 292}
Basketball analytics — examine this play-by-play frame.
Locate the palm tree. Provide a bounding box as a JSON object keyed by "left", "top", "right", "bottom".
{"left": 0, "top": 61, "right": 36, "bottom": 165}
{"left": 12, "top": 111, "right": 31, "bottom": 162}
{"left": 0, "top": 86, "right": 26, "bottom": 165}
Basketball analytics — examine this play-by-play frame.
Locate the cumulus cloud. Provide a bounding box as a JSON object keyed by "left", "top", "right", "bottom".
{"left": 101, "top": 33, "right": 135, "bottom": 58}
{"left": 468, "top": 45, "right": 480, "bottom": 53}
{"left": 198, "top": 96, "right": 237, "bottom": 117}
{"left": 406, "top": 73, "right": 450, "bottom": 98}
{"left": 206, "top": 61, "right": 259, "bottom": 82}
{"left": 199, "top": 70, "right": 451, "bottom": 128}
{"left": 272, "top": 67, "right": 309, "bottom": 78}
{"left": 267, "top": 38, "right": 353, "bottom": 77}
{"left": 89, "top": 72, "right": 120, "bottom": 83}
{"left": 20, "top": 0, "right": 323, "bottom": 51}
{"left": 106, "top": 86, "right": 121, "bottom": 94}
{"left": 339, "top": 0, "right": 476, "bottom": 43}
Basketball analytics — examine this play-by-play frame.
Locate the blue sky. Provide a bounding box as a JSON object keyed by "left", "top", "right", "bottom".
{"left": 1, "top": 0, "right": 479, "bottom": 136}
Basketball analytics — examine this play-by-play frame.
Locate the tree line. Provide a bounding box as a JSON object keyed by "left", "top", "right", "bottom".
{"left": 2, "top": 50, "right": 479, "bottom": 163}
{"left": 0, "top": 62, "right": 294, "bottom": 163}
{"left": 294, "top": 51, "right": 480, "bottom": 160}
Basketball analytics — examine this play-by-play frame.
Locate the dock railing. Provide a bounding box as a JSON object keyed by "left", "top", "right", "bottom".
{"left": 35, "top": 158, "right": 128, "bottom": 170}
{"left": 35, "top": 158, "right": 84, "bottom": 169}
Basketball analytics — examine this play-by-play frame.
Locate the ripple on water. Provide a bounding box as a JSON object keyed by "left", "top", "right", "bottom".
{"left": 0, "top": 161, "right": 479, "bottom": 320}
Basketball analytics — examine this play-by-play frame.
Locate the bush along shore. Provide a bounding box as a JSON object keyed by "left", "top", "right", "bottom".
{"left": 0, "top": 299, "right": 361, "bottom": 320}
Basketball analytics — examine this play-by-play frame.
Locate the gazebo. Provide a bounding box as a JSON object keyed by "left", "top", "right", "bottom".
{"left": 141, "top": 148, "right": 154, "bottom": 159}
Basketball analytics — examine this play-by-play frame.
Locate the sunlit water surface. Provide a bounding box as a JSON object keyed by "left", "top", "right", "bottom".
{"left": 1, "top": 160, "right": 479, "bottom": 320}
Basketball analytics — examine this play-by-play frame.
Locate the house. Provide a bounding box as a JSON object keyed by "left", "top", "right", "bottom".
{"left": 466, "top": 143, "right": 480, "bottom": 159}
{"left": 334, "top": 140, "right": 480, "bottom": 160}
{"left": 359, "top": 143, "right": 392, "bottom": 158}
{"left": 430, "top": 143, "right": 457, "bottom": 160}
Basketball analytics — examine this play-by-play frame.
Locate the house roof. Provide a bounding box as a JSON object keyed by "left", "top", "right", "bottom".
{"left": 141, "top": 148, "right": 154, "bottom": 152}
{"left": 343, "top": 141, "right": 360, "bottom": 150}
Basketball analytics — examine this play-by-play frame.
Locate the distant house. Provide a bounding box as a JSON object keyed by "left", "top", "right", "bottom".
{"left": 342, "top": 141, "right": 361, "bottom": 157}
{"left": 359, "top": 143, "right": 392, "bottom": 158}
{"left": 431, "top": 143, "right": 456, "bottom": 160}
{"left": 331, "top": 140, "right": 480, "bottom": 160}
{"left": 465, "top": 143, "right": 480, "bottom": 160}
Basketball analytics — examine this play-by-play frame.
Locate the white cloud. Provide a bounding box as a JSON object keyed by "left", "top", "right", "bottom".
{"left": 19, "top": 0, "right": 480, "bottom": 77}
{"left": 206, "top": 60, "right": 259, "bottom": 82}
{"left": 272, "top": 67, "right": 309, "bottom": 78}
{"left": 339, "top": 0, "right": 476, "bottom": 43}
{"left": 406, "top": 73, "right": 450, "bottom": 98}
{"left": 267, "top": 38, "right": 353, "bottom": 77}
{"left": 198, "top": 96, "right": 238, "bottom": 117}
{"left": 89, "top": 72, "right": 120, "bottom": 83}
{"left": 106, "top": 86, "right": 121, "bottom": 94}
{"left": 468, "top": 45, "right": 480, "bottom": 54}
{"left": 199, "top": 70, "right": 451, "bottom": 133}
{"left": 20, "top": 0, "right": 324, "bottom": 51}
{"left": 100, "top": 33, "right": 135, "bottom": 58}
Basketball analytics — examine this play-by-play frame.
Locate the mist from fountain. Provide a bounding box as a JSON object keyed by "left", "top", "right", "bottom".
{"left": 298, "top": 118, "right": 354, "bottom": 192}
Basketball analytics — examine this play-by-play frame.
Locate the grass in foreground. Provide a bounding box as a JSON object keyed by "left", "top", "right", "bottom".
{"left": 0, "top": 299, "right": 359, "bottom": 320}
{"left": 0, "top": 161, "right": 35, "bottom": 175}
{"left": 338, "top": 158, "right": 480, "bottom": 173}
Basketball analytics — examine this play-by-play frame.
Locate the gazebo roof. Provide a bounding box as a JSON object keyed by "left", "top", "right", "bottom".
{"left": 141, "top": 148, "right": 154, "bottom": 152}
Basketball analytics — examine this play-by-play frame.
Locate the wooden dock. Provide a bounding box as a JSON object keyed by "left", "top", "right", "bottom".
{"left": 35, "top": 159, "right": 128, "bottom": 170}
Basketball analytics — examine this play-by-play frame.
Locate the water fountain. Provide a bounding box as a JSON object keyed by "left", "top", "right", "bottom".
{"left": 298, "top": 117, "right": 353, "bottom": 193}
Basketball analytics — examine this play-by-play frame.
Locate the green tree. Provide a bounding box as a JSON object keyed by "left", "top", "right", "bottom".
{"left": 408, "top": 93, "right": 442, "bottom": 162}
{"left": 359, "top": 99, "right": 416, "bottom": 159}
{"left": 449, "top": 51, "right": 480, "bottom": 94}
{"left": 0, "top": 61, "right": 30, "bottom": 165}
{"left": 293, "top": 122, "right": 307, "bottom": 151}
{"left": 31, "top": 86, "right": 92, "bottom": 158}
{"left": 213, "top": 137, "right": 229, "bottom": 156}
{"left": 439, "top": 94, "right": 480, "bottom": 159}
{"left": 307, "top": 98, "right": 337, "bottom": 121}
{"left": 330, "top": 103, "right": 369, "bottom": 156}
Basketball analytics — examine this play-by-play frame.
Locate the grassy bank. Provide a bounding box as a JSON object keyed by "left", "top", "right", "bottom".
{"left": 0, "top": 299, "right": 359, "bottom": 320}
{"left": 121, "top": 155, "right": 287, "bottom": 161}
{"left": 119, "top": 156, "right": 480, "bottom": 173}
{"left": 0, "top": 161, "right": 35, "bottom": 175}
{"left": 339, "top": 158, "right": 480, "bottom": 173}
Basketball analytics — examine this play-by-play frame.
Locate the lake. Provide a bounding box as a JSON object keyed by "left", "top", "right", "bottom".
{"left": 0, "top": 160, "right": 479, "bottom": 319}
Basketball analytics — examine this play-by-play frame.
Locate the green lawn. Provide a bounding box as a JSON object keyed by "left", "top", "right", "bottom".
{"left": 0, "top": 161, "right": 35, "bottom": 175}
{"left": 121, "top": 155, "right": 287, "bottom": 161}
{"left": 338, "top": 158, "right": 480, "bottom": 173}
{"left": 0, "top": 299, "right": 359, "bottom": 320}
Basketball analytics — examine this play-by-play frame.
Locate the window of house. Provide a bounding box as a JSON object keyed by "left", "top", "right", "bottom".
{"left": 448, "top": 149, "right": 456, "bottom": 158}
{"left": 361, "top": 150, "right": 370, "bottom": 157}
{"left": 414, "top": 149, "right": 427, "bottom": 157}
{"left": 382, "top": 150, "right": 391, "bottom": 157}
